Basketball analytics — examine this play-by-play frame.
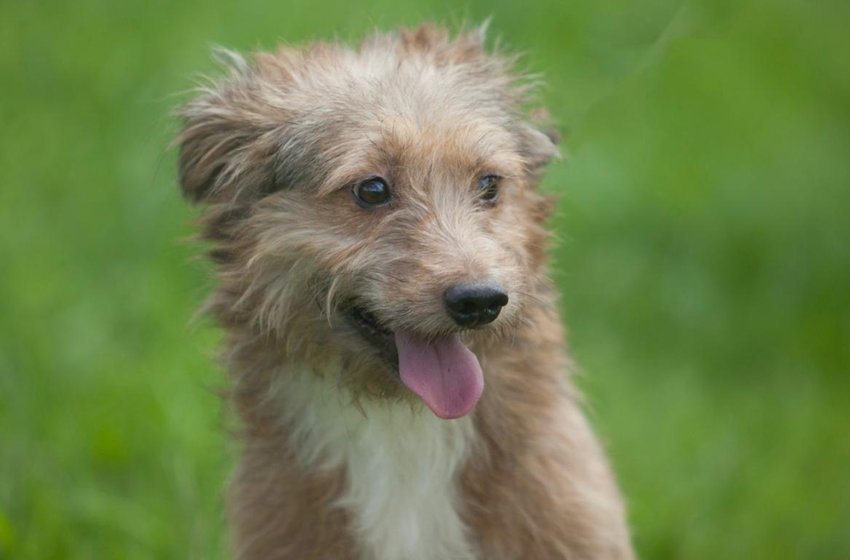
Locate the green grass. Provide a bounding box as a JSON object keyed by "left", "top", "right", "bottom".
{"left": 2, "top": 0, "right": 849, "bottom": 558}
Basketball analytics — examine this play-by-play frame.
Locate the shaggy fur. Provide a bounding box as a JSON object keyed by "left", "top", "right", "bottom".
{"left": 177, "top": 24, "right": 635, "bottom": 559}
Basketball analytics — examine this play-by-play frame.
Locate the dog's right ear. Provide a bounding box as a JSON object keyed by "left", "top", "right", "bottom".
{"left": 176, "top": 50, "right": 285, "bottom": 205}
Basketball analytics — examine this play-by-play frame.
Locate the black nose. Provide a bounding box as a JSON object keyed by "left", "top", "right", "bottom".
{"left": 444, "top": 283, "right": 509, "bottom": 328}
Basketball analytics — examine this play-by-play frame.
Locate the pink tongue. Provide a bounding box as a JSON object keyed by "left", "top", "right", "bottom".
{"left": 395, "top": 330, "right": 484, "bottom": 419}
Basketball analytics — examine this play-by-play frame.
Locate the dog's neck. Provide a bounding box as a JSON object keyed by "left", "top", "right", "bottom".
{"left": 272, "top": 369, "right": 479, "bottom": 560}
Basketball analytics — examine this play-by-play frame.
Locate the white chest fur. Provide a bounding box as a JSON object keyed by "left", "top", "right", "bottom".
{"left": 276, "top": 372, "right": 478, "bottom": 560}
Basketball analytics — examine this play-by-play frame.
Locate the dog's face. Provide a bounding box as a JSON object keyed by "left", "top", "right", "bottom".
{"left": 178, "top": 26, "right": 558, "bottom": 418}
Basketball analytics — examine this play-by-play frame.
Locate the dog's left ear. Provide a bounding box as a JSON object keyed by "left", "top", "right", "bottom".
{"left": 176, "top": 50, "right": 284, "bottom": 206}
{"left": 519, "top": 121, "right": 561, "bottom": 174}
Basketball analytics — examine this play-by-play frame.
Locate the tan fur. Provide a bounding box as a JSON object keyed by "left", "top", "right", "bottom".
{"left": 177, "top": 24, "right": 634, "bottom": 559}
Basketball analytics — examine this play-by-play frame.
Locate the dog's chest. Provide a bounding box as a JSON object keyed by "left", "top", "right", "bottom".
{"left": 281, "top": 374, "right": 478, "bottom": 560}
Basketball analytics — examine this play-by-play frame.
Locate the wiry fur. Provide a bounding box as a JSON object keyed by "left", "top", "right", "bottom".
{"left": 177, "top": 24, "right": 635, "bottom": 559}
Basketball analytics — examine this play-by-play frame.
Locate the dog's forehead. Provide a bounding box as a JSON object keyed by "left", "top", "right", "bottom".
{"left": 346, "top": 71, "right": 520, "bottom": 161}
{"left": 273, "top": 44, "right": 529, "bottom": 192}
{"left": 369, "top": 113, "right": 518, "bottom": 161}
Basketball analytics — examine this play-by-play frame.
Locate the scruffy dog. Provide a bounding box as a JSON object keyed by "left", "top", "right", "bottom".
{"left": 177, "top": 24, "right": 634, "bottom": 560}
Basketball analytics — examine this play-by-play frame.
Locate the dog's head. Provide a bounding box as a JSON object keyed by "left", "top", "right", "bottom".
{"left": 178, "top": 25, "right": 559, "bottom": 418}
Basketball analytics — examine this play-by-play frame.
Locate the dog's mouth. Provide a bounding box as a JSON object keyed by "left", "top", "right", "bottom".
{"left": 347, "top": 305, "right": 484, "bottom": 419}
{"left": 351, "top": 306, "right": 394, "bottom": 341}
{"left": 350, "top": 306, "right": 398, "bottom": 364}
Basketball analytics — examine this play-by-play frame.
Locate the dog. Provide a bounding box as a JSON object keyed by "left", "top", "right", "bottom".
{"left": 176, "top": 24, "right": 634, "bottom": 560}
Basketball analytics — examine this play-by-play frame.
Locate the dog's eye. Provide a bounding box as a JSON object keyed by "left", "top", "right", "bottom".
{"left": 477, "top": 175, "right": 500, "bottom": 204}
{"left": 353, "top": 177, "right": 391, "bottom": 207}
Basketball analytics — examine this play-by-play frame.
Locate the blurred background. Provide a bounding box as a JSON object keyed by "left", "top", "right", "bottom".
{"left": 2, "top": 0, "right": 848, "bottom": 558}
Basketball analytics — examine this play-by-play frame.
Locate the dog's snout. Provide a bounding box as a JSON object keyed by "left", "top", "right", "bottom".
{"left": 444, "top": 283, "right": 508, "bottom": 328}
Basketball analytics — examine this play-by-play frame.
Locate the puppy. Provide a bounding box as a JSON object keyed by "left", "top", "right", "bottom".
{"left": 177, "top": 24, "right": 634, "bottom": 560}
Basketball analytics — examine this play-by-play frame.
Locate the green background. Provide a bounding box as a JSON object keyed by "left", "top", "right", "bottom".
{"left": 2, "top": 0, "right": 848, "bottom": 558}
